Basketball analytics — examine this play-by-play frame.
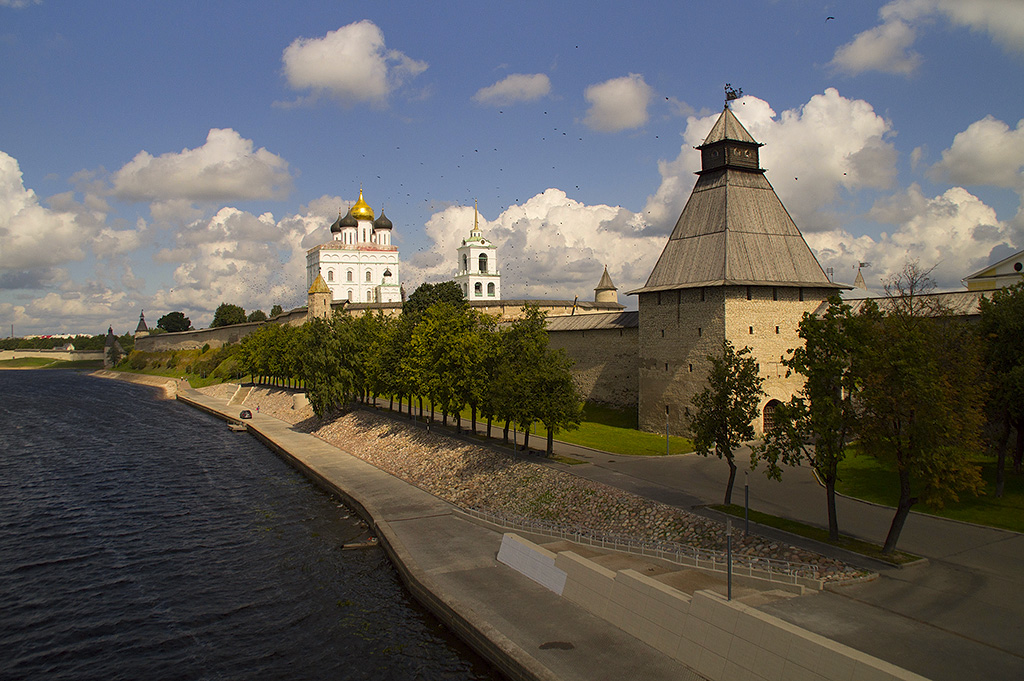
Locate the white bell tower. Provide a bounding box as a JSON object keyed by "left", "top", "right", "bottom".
{"left": 454, "top": 201, "right": 500, "bottom": 301}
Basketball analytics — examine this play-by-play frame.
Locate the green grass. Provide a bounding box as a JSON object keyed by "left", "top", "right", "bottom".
{"left": 712, "top": 504, "right": 920, "bottom": 565}
{"left": 385, "top": 398, "right": 692, "bottom": 457}
{"left": 0, "top": 357, "right": 58, "bottom": 368}
{"left": 836, "top": 449, "right": 1024, "bottom": 533}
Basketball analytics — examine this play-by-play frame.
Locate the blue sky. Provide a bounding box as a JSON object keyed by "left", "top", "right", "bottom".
{"left": 2, "top": 0, "right": 1023, "bottom": 335}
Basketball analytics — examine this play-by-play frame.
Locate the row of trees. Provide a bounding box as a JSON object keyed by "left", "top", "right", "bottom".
{"left": 209, "top": 303, "right": 285, "bottom": 328}
{"left": 236, "top": 282, "right": 583, "bottom": 455}
{"left": 691, "top": 264, "right": 1021, "bottom": 554}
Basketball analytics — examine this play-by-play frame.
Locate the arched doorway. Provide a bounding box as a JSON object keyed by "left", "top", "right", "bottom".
{"left": 763, "top": 399, "right": 782, "bottom": 434}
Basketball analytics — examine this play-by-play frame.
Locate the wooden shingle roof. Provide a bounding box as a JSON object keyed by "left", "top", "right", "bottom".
{"left": 630, "top": 107, "right": 844, "bottom": 295}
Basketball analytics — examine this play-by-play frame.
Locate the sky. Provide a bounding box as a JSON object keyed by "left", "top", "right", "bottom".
{"left": 2, "top": 0, "right": 1023, "bottom": 336}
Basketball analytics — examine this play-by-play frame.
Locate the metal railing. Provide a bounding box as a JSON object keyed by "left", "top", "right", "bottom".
{"left": 461, "top": 506, "right": 829, "bottom": 587}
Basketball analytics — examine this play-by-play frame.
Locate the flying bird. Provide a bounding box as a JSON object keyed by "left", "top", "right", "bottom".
{"left": 826, "top": 16, "right": 835, "bottom": 21}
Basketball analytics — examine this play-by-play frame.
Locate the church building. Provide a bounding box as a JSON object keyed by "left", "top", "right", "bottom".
{"left": 306, "top": 189, "right": 402, "bottom": 304}
{"left": 454, "top": 202, "right": 501, "bottom": 301}
{"left": 628, "top": 104, "right": 845, "bottom": 435}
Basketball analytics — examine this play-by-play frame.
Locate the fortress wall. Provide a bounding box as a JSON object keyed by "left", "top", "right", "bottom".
{"left": 548, "top": 326, "right": 638, "bottom": 409}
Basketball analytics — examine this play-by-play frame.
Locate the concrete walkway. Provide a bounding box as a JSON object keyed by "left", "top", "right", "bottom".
{"left": 367, "top": 401, "right": 1024, "bottom": 680}
{"left": 177, "top": 388, "right": 705, "bottom": 681}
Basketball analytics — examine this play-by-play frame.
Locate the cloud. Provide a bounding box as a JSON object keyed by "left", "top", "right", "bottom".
{"left": 582, "top": 74, "right": 653, "bottom": 133}
{"left": 808, "top": 185, "right": 1015, "bottom": 292}
{"left": 405, "top": 189, "right": 664, "bottom": 303}
{"left": 0, "top": 1, "right": 42, "bottom": 8}
{"left": 111, "top": 128, "right": 293, "bottom": 203}
{"left": 0, "top": 151, "right": 87, "bottom": 270}
{"left": 149, "top": 202, "right": 334, "bottom": 324}
{"left": 832, "top": 1, "right": 1024, "bottom": 76}
{"left": 472, "top": 73, "right": 551, "bottom": 106}
{"left": 830, "top": 19, "right": 921, "bottom": 75}
{"left": 281, "top": 20, "right": 427, "bottom": 107}
{"left": 930, "top": 115, "right": 1024, "bottom": 189}
{"left": 643, "top": 90, "right": 896, "bottom": 235}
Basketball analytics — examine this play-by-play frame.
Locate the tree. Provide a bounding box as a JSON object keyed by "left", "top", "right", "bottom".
{"left": 247, "top": 309, "right": 268, "bottom": 323}
{"left": 409, "top": 302, "right": 482, "bottom": 432}
{"left": 296, "top": 314, "right": 352, "bottom": 417}
{"left": 857, "top": 263, "right": 986, "bottom": 554}
{"left": 402, "top": 281, "right": 467, "bottom": 317}
{"left": 494, "top": 305, "right": 551, "bottom": 450}
{"left": 157, "top": 311, "right": 192, "bottom": 333}
{"left": 689, "top": 340, "right": 764, "bottom": 505}
{"left": 753, "top": 295, "right": 862, "bottom": 540}
{"left": 978, "top": 282, "right": 1024, "bottom": 492}
{"left": 210, "top": 303, "right": 246, "bottom": 327}
{"left": 535, "top": 348, "right": 584, "bottom": 455}
{"left": 270, "top": 304, "right": 284, "bottom": 317}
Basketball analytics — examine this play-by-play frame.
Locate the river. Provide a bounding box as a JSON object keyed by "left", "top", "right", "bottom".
{"left": 0, "top": 370, "right": 501, "bottom": 680}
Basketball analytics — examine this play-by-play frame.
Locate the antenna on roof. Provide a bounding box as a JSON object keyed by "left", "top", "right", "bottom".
{"left": 724, "top": 83, "right": 742, "bottom": 107}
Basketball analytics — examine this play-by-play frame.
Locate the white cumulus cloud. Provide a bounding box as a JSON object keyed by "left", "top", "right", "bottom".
{"left": 0, "top": 151, "right": 87, "bottom": 271}
{"left": 643, "top": 90, "right": 896, "bottom": 235}
{"left": 808, "top": 185, "right": 1015, "bottom": 292}
{"left": 832, "top": 0, "right": 1024, "bottom": 76}
{"left": 582, "top": 74, "right": 653, "bottom": 133}
{"left": 405, "top": 189, "right": 664, "bottom": 303}
{"left": 111, "top": 128, "right": 293, "bottom": 203}
{"left": 281, "top": 20, "right": 427, "bottom": 107}
{"left": 473, "top": 73, "right": 551, "bottom": 106}
{"left": 930, "top": 115, "right": 1024, "bottom": 189}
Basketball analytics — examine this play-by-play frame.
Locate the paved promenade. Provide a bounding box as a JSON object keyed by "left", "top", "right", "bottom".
{"left": 175, "top": 386, "right": 705, "bottom": 681}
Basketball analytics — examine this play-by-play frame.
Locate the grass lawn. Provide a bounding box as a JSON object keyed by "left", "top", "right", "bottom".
{"left": 836, "top": 449, "right": 1024, "bottom": 533}
{"left": 387, "top": 398, "right": 693, "bottom": 457}
{"left": 0, "top": 357, "right": 59, "bottom": 368}
{"left": 712, "top": 503, "right": 920, "bottom": 565}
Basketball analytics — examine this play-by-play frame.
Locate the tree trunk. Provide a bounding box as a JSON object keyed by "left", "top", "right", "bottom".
{"left": 418, "top": 397, "right": 423, "bottom": 419}
{"left": 882, "top": 469, "right": 917, "bottom": 554}
{"left": 824, "top": 475, "right": 839, "bottom": 541}
{"left": 442, "top": 411, "right": 448, "bottom": 427}
{"left": 471, "top": 405, "right": 477, "bottom": 434}
{"left": 547, "top": 428, "right": 554, "bottom": 456}
{"left": 456, "top": 411, "right": 461, "bottom": 433}
{"left": 1013, "top": 417, "right": 1023, "bottom": 475}
{"left": 503, "top": 421, "right": 509, "bottom": 443}
{"left": 723, "top": 453, "right": 737, "bottom": 505}
{"left": 487, "top": 417, "right": 492, "bottom": 439}
{"left": 995, "top": 414, "right": 1011, "bottom": 498}
{"left": 389, "top": 395, "right": 394, "bottom": 411}
{"left": 522, "top": 426, "right": 530, "bottom": 452}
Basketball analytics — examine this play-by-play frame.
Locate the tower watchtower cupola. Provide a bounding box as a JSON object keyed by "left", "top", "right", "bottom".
{"left": 696, "top": 105, "right": 764, "bottom": 174}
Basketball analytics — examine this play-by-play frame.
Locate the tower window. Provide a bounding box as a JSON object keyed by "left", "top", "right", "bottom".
{"left": 799, "top": 287, "right": 804, "bottom": 302}
{"left": 365, "top": 270, "right": 372, "bottom": 283}
{"left": 665, "top": 363, "right": 669, "bottom": 372}
{"left": 688, "top": 363, "right": 693, "bottom": 373}
{"left": 698, "top": 327, "right": 702, "bottom": 337}
{"left": 746, "top": 286, "right": 752, "bottom": 300}
{"left": 657, "top": 292, "right": 662, "bottom": 305}
{"left": 463, "top": 254, "right": 468, "bottom": 272}
{"left": 701, "top": 287, "right": 706, "bottom": 302}
{"left": 749, "top": 326, "right": 754, "bottom": 334}
{"left": 327, "top": 270, "right": 334, "bottom": 282}
{"left": 366, "top": 290, "right": 372, "bottom": 302}
{"left": 772, "top": 287, "right": 778, "bottom": 301}
{"left": 347, "top": 270, "right": 353, "bottom": 282}
{"left": 661, "top": 329, "right": 665, "bottom": 338}
{"left": 474, "top": 282, "right": 482, "bottom": 297}
{"left": 347, "top": 290, "right": 353, "bottom": 301}
{"left": 775, "top": 326, "right": 780, "bottom": 334}
{"left": 487, "top": 282, "right": 495, "bottom": 297}
{"left": 479, "top": 253, "right": 488, "bottom": 273}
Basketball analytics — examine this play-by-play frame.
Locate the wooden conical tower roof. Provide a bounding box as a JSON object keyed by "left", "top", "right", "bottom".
{"left": 631, "top": 106, "right": 842, "bottom": 294}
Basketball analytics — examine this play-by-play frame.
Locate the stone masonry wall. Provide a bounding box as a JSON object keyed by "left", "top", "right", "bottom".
{"left": 638, "top": 286, "right": 832, "bottom": 436}
{"left": 548, "top": 326, "right": 638, "bottom": 409}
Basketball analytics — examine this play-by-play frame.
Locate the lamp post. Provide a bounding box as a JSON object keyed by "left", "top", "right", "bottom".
{"left": 744, "top": 470, "right": 750, "bottom": 536}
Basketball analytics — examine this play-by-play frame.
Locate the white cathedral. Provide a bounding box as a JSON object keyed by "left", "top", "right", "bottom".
{"left": 306, "top": 189, "right": 403, "bottom": 304}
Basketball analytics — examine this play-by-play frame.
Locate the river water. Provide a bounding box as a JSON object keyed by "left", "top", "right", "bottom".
{"left": 0, "top": 371, "right": 501, "bottom": 681}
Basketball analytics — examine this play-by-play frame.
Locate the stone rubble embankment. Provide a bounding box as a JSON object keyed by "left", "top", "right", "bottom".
{"left": 207, "top": 384, "right": 863, "bottom": 581}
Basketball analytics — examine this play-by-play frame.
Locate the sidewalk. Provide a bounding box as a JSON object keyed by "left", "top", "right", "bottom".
{"left": 178, "top": 387, "right": 705, "bottom": 681}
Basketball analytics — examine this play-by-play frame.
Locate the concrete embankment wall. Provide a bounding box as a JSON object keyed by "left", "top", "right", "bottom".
{"left": 498, "top": 534, "right": 927, "bottom": 681}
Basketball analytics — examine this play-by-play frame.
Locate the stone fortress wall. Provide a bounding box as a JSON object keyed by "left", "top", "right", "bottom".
{"left": 548, "top": 323, "right": 639, "bottom": 410}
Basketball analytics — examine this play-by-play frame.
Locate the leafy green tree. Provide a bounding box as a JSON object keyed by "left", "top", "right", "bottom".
{"left": 535, "top": 348, "right": 584, "bottom": 455}
{"left": 157, "top": 311, "right": 192, "bottom": 332}
{"left": 409, "top": 302, "right": 482, "bottom": 432}
{"left": 297, "top": 315, "right": 352, "bottom": 417}
{"left": 247, "top": 309, "right": 268, "bottom": 323}
{"left": 978, "top": 282, "right": 1024, "bottom": 492}
{"left": 402, "top": 281, "right": 467, "bottom": 318}
{"left": 210, "top": 303, "right": 246, "bottom": 327}
{"left": 688, "top": 340, "right": 765, "bottom": 505}
{"left": 270, "top": 304, "right": 284, "bottom": 317}
{"left": 753, "top": 295, "right": 862, "bottom": 540}
{"left": 495, "top": 305, "right": 551, "bottom": 450}
{"left": 857, "top": 263, "right": 986, "bottom": 554}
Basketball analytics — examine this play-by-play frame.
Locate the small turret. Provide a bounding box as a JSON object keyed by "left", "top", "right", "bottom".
{"left": 594, "top": 265, "right": 618, "bottom": 303}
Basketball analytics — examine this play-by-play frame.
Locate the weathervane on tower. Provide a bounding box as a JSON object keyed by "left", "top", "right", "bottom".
{"left": 724, "top": 83, "right": 742, "bottom": 107}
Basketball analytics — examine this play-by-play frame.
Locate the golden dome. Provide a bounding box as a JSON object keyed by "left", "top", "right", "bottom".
{"left": 350, "top": 188, "right": 375, "bottom": 221}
